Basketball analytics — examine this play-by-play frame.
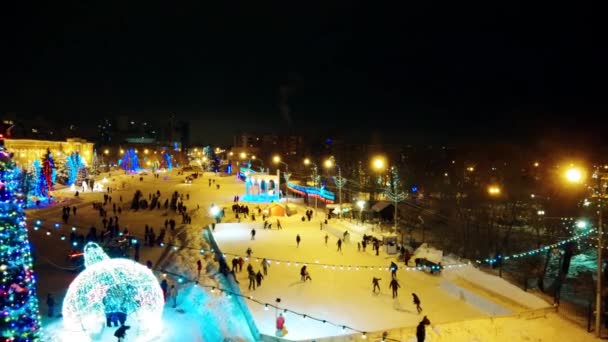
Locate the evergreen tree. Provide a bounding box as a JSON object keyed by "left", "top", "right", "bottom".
{"left": 41, "top": 148, "right": 55, "bottom": 196}
{"left": 0, "top": 140, "right": 42, "bottom": 340}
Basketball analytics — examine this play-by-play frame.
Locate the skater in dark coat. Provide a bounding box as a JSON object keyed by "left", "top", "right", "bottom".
{"left": 296, "top": 234, "right": 301, "bottom": 247}
{"left": 336, "top": 238, "right": 342, "bottom": 251}
{"left": 389, "top": 278, "right": 400, "bottom": 298}
{"left": 160, "top": 279, "right": 168, "bottom": 302}
{"left": 390, "top": 261, "right": 398, "bottom": 279}
{"left": 248, "top": 269, "right": 256, "bottom": 290}
{"left": 251, "top": 228, "right": 256, "bottom": 240}
{"left": 372, "top": 277, "right": 381, "bottom": 293}
{"left": 412, "top": 293, "right": 422, "bottom": 314}
{"left": 261, "top": 258, "right": 269, "bottom": 275}
{"left": 416, "top": 316, "right": 431, "bottom": 342}
{"left": 256, "top": 270, "right": 264, "bottom": 287}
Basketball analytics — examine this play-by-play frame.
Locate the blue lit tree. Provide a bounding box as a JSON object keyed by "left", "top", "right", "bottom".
{"left": 0, "top": 141, "right": 42, "bottom": 340}
{"left": 121, "top": 149, "right": 139, "bottom": 172}
{"left": 65, "top": 152, "right": 85, "bottom": 186}
{"left": 160, "top": 152, "right": 172, "bottom": 170}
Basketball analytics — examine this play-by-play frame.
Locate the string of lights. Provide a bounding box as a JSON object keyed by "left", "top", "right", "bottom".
{"left": 28, "top": 218, "right": 596, "bottom": 272}
{"left": 153, "top": 268, "right": 370, "bottom": 339}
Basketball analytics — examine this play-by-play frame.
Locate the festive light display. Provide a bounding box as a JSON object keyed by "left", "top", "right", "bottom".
{"left": 62, "top": 243, "right": 164, "bottom": 340}
{"left": 41, "top": 149, "right": 55, "bottom": 197}
{"left": 120, "top": 149, "right": 140, "bottom": 172}
{"left": 286, "top": 181, "right": 335, "bottom": 204}
{"left": 161, "top": 152, "right": 172, "bottom": 170}
{"left": 0, "top": 142, "right": 42, "bottom": 341}
{"left": 62, "top": 152, "right": 85, "bottom": 186}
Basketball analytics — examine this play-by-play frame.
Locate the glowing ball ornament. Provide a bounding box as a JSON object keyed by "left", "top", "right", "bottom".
{"left": 62, "top": 243, "right": 164, "bottom": 340}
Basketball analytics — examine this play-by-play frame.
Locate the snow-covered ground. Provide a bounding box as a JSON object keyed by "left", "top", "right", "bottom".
{"left": 26, "top": 169, "right": 596, "bottom": 341}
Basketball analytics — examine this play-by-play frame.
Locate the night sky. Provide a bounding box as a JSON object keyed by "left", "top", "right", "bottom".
{"left": 1, "top": 3, "right": 605, "bottom": 145}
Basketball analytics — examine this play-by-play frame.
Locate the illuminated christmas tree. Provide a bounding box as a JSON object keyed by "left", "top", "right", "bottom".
{"left": 41, "top": 148, "right": 55, "bottom": 197}
{"left": 0, "top": 139, "right": 42, "bottom": 341}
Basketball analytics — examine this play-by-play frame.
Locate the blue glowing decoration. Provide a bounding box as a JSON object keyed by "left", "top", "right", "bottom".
{"left": 162, "top": 152, "right": 173, "bottom": 170}
{"left": 287, "top": 182, "right": 335, "bottom": 204}
{"left": 226, "top": 163, "right": 232, "bottom": 175}
{"left": 411, "top": 186, "right": 418, "bottom": 193}
{"left": 0, "top": 143, "right": 42, "bottom": 340}
{"left": 63, "top": 243, "right": 164, "bottom": 340}
{"left": 65, "top": 152, "right": 85, "bottom": 185}
{"left": 121, "top": 149, "right": 139, "bottom": 172}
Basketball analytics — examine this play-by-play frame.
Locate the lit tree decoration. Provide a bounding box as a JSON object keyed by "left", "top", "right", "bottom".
{"left": 0, "top": 140, "right": 42, "bottom": 341}
{"left": 121, "top": 149, "right": 140, "bottom": 173}
{"left": 62, "top": 243, "right": 164, "bottom": 340}
{"left": 64, "top": 152, "right": 85, "bottom": 186}
{"left": 385, "top": 166, "right": 406, "bottom": 232}
{"left": 41, "top": 148, "right": 55, "bottom": 196}
{"left": 162, "top": 152, "right": 173, "bottom": 170}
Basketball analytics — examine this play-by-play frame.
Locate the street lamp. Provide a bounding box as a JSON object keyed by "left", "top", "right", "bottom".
{"left": 240, "top": 152, "right": 247, "bottom": 160}
{"left": 357, "top": 200, "right": 365, "bottom": 223}
{"left": 304, "top": 158, "right": 320, "bottom": 215}
{"left": 273, "top": 155, "right": 290, "bottom": 203}
{"left": 325, "top": 156, "right": 346, "bottom": 219}
{"left": 565, "top": 165, "right": 605, "bottom": 337}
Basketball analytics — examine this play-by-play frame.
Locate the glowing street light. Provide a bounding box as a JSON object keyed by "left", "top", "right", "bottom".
{"left": 576, "top": 220, "right": 588, "bottom": 229}
{"left": 371, "top": 156, "right": 386, "bottom": 171}
{"left": 120, "top": 149, "right": 124, "bottom": 154}
{"left": 104, "top": 149, "right": 109, "bottom": 155}
{"left": 144, "top": 149, "right": 149, "bottom": 154}
{"left": 251, "top": 155, "right": 256, "bottom": 160}
{"left": 240, "top": 152, "right": 247, "bottom": 160}
{"left": 324, "top": 159, "right": 334, "bottom": 168}
{"left": 487, "top": 185, "right": 501, "bottom": 196}
{"left": 357, "top": 200, "right": 365, "bottom": 223}
{"left": 534, "top": 162, "right": 540, "bottom": 167}
{"left": 304, "top": 158, "right": 311, "bottom": 165}
{"left": 565, "top": 167, "right": 584, "bottom": 183}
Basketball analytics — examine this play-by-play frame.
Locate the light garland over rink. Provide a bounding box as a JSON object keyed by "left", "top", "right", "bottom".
{"left": 153, "top": 268, "right": 372, "bottom": 340}
{"left": 28, "top": 218, "right": 596, "bottom": 271}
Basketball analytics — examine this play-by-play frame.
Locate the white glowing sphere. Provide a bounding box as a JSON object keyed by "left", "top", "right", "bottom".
{"left": 62, "top": 257, "right": 164, "bottom": 340}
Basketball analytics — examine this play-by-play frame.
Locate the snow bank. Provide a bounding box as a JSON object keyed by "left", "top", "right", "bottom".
{"left": 443, "top": 263, "right": 551, "bottom": 310}
{"left": 440, "top": 280, "right": 511, "bottom": 316}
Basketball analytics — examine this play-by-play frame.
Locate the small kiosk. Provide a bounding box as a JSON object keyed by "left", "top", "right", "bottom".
{"left": 382, "top": 233, "right": 399, "bottom": 255}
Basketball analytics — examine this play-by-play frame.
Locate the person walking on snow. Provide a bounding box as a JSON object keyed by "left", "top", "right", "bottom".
{"left": 251, "top": 228, "right": 256, "bottom": 240}
{"left": 389, "top": 278, "right": 400, "bottom": 298}
{"left": 412, "top": 293, "right": 422, "bottom": 314}
{"left": 248, "top": 269, "right": 256, "bottom": 290}
{"left": 416, "top": 316, "right": 431, "bottom": 342}
{"left": 372, "top": 277, "right": 381, "bottom": 293}
{"left": 255, "top": 270, "right": 264, "bottom": 287}
{"left": 196, "top": 260, "right": 202, "bottom": 279}
{"left": 276, "top": 313, "right": 286, "bottom": 337}
{"left": 390, "top": 261, "right": 398, "bottom": 279}
{"left": 46, "top": 293, "right": 55, "bottom": 317}
{"left": 277, "top": 219, "right": 282, "bottom": 229}
{"left": 160, "top": 279, "right": 168, "bottom": 302}
{"left": 168, "top": 284, "right": 178, "bottom": 308}
{"left": 324, "top": 234, "right": 329, "bottom": 246}
{"left": 336, "top": 238, "right": 342, "bottom": 251}
{"left": 246, "top": 247, "right": 252, "bottom": 258}
{"left": 296, "top": 234, "right": 301, "bottom": 247}
{"left": 261, "top": 258, "right": 269, "bottom": 275}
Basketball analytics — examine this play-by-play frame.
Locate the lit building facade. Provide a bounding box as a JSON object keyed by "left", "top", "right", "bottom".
{"left": 3, "top": 138, "right": 94, "bottom": 168}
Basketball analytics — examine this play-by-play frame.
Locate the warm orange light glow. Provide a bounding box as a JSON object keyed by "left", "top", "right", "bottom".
{"left": 487, "top": 185, "right": 501, "bottom": 196}
{"left": 324, "top": 159, "right": 334, "bottom": 168}
{"left": 273, "top": 155, "right": 281, "bottom": 163}
{"left": 371, "top": 156, "right": 386, "bottom": 171}
{"left": 565, "top": 167, "right": 584, "bottom": 183}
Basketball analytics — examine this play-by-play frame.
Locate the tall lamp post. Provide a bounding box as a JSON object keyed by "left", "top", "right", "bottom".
{"left": 325, "top": 156, "right": 346, "bottom": 219}
{"left": 273, "top": 155, "right": 290, "bottom": 203}
{"left": 565, "top": 165, "right": 606, "bottom": 337}
{"left": 357, "top": 200, "right": 365, "bottom": 224}
{"left": 304, "top": 158, "right": 320, "bottom": 215}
